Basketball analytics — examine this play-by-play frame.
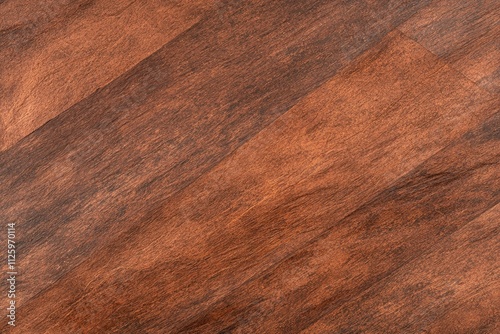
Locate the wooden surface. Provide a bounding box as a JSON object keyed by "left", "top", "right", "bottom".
{"left": 0, "top": 0, "right": 498, "bottom": 333}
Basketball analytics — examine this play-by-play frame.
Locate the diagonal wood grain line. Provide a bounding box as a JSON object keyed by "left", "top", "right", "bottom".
{"left": 0, "top": 0, "right": 434, "bottom": 157}
{"left": 0, "top": 0, "right": 216, "bottom": 151}
{"left": 5, "top": 1, "right": 499, "bottom": 333}
{"left": 301, "top": 203, "right": 500, "bottom": 333}
{"left": 0, "top": 0, "right": 434, "bottom": 313}
{"left": 399, "top": 0, "right": 500, "bottom": 94}
{"left": 9, "top": 28, "right": 498, "bottom": 332}
{"left": 178, "top": 110, "right": 500, "bottom": 333}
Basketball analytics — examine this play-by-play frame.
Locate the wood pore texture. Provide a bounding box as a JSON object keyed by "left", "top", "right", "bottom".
{"left": 0, "top": 0, "right": 499, "bottom": 333}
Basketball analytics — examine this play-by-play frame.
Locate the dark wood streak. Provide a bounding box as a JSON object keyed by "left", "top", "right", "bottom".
{"left": 399, "top": 0, "right": 500, "bottom": 94}
{"left": 303, "top": 208, "right": 500, "bottom": 333}
{"left": 0, "top": 0, "right": 434, "bottom": 315}
{"left": 0, "top": 0, "right": 498, "bottom": 333}
{"left": 6, "top": 29, "right": 498, "bottom": 333}
{"left": 0, "top": 0, "right": 214, "bottom": 151}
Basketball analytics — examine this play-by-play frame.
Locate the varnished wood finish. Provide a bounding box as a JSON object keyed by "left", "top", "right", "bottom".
{"left": 0, "top": 0, "right": 498, "bottom": 333}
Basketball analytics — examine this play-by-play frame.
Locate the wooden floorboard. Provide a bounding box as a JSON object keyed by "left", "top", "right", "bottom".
{"left": 178, "top": 111, "right": 500, "bottom": 334}
{"left": 399, "top": 0, "right": 500, "bottom": 94}
{"left": 0, "top": 0, "right": 498, "bottom": 333}
{"left": 0, "top": 0, "right": 215, "bottom": 151}
{"left": 0, "top": 0, "right": 429, "bottom": 306}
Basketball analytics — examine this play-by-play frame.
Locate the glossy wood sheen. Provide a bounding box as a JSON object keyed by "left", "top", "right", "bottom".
{"left": 0, "top": 0, "right": 498, "bottom": 333}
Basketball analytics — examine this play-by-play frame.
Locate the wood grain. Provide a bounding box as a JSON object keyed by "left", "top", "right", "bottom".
{"left": 0, "top": 0, "right": 431, "bottom": 306}
{"left": 303, "top": 203, "right": 500, "bottom": 334}
{"left": 0, "top": 0, "right": 214, "bottom": 151}
{"left": 399, "top": 0, "right": 500, "bottom": 93}
{"left": 7, "top": 30, "right": 499, "bottom": 333}
{"left": 179, "top": 111, "right": 500, "bottom": 334}
{"left": 0, "top": 0, "right": 498, "bottom": 333}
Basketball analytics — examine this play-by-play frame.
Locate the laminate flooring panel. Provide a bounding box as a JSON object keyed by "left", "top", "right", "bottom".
{"left": 0, "top": 0, "right": 498, "bottom": 333}
{"left": 400, "top": 0, "right": 500, "bottom": 93}
{"left": 0, "top": 0, "right": 215, "bottom": 151}
{"left": 8, "top": 30, "right": 498, "bottom": 333}
{"left": 0, "top": 0, "right": 430, "bottom": 308}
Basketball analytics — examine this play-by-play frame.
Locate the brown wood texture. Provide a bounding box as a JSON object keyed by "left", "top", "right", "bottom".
{"left": 0, "top": 0, "right": 499, "bottom": 333}
{"left": 0, "top": 0, "right": 214, "bottom": 151}
{"left": 399, "top": 0, "right": 500, "bottom": 94}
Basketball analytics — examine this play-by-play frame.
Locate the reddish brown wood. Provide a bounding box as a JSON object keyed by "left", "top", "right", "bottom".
{"left": 0, "top": 0, "right": 214, "bottom": 151}
{"left": 5, "top": 30, "right": 498, "bottom": 333}
{"left": 303, "top": 202, "right": 500, "bottom": 334}
{"left": 0, "top": 0, "right": 431, "bottom": 308}
{"left": 0, "top": 0, "right": 498, "bottom": 333}
{"left": 400, "top": 0, "right": 500, "bottom": 93}
{"left": 180, "top": 112, "right": 500, "bottom": 333}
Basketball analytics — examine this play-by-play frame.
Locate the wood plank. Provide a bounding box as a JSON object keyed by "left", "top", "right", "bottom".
{"left": 8, "top": 30, "right": 498, "bottom": 333}
{"left": 303, "top": 203, "right": 500, "bottom": 334}
{"left": 178, "top": 111, "right": 500, "bottom": 334}
{"left": 0, "top": 0, "right": 433, "bottom": 316}
{"left": 0, "top": 0, "right": 214, "bottom": 151}
{"left": 399, "top": 0, "right": 500, "bottom": 93}
{"left": 420, "top": 263, "right": 500, "bottom": 334}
